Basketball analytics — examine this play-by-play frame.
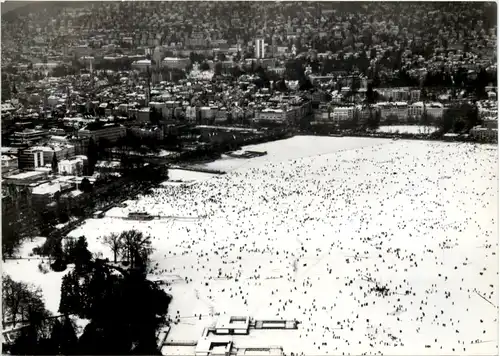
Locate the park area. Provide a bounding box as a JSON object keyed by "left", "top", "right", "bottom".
{"left": 4, "top": 136, "right": 498, "bottom": 355}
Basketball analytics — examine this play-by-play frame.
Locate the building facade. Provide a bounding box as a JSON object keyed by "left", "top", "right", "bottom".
{"left": 162, "top": 57, "right": 191, "bottom": 70}
{"left": 11, "top": 129, "right": 48, "bottom": 147}
{"left": 255, "top": 38, "right": 265, "bottom": 59}
{"left": 58, "top": 158, "right": 84, "bottom": 176}
{"left": 78, "top": 124, "right": 127, "bottom": 143}
{"left": 18, "top": 148, "right": 45, "bottom": 170}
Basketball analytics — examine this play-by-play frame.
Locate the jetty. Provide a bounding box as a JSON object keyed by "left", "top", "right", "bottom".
{"left": 169, "top": 165, "right": 227, "bottom": 175}
{"left": 252, "top": 319, "right": 298, "bottom": 330}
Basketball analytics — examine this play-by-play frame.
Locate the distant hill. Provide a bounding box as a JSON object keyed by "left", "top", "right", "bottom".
{"left": 1, "top": 1, "right": 95, "bottom": 19}
{"left": 1, "top": 1, "right": 33, "bottom": 15}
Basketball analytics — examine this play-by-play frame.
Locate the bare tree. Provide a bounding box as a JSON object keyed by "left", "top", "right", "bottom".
{"left": 3, "top": 274, "right": 24, "bottom": 326}
{"left": 119, "top": 230, "right": 153, "bottom": 268}
{"left": 102, "top": 233, "right": 122, "bottom": 263}
{"left": 2, "top": 274, "right": 50, "bottom": 328}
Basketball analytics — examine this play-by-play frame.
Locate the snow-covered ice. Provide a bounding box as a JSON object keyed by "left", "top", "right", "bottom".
{"left": 198, "top": 136, "right": 388, "bottom": 172}
{"left": 8, "top": 136, "right": 498, "bottom": 355}
{"left": 68, "top": 137, "right": 498, "bottom": 355}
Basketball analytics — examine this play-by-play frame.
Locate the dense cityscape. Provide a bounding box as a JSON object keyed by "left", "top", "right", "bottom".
{"left": 1, "top": 2, "right": 498, "bottom": 356}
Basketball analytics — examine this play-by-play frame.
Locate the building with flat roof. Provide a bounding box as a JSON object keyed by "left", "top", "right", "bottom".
{"left": 3, "top": 170, "right": 48, "bottom": 186}
{"left": 162, "top": 57, "right": 191, "bottom": 70}
{"left": 2, "top": 155, "right": 19, "bottom": 175}
{"left": 215, "top": 316, "right": 250, "bottom": 335}
{"left": 132, "top": 59, "right": 152, "bottom": 72}
{"left": 195, "top": 336, "right": 233, "bottom": 356}
{"left": 58, "top": 157, "right": 84, "bottom": 176}
{"left": 255, "top": 38, "right": 265, "bottom": 59}
{"left": 11, "top": 129, "right": 48, "bottom": 147}
{"left": 78, "top": 124, "right": 126, "bottom": 143}
{"left": 18, "top": 147, "right": 45, "bottom": 170}
{"left": 31, "top": 144, "right": 76, "bottom": 164}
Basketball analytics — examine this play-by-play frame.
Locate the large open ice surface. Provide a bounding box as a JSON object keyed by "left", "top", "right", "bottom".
{"left": 64, "top": 137, "right": 497, "bottom": 354}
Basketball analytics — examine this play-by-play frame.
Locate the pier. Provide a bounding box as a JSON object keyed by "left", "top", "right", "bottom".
{"left": 169, "top": 165, "right": 227, "bottom": 175}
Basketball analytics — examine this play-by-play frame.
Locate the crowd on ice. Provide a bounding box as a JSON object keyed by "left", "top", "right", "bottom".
{"left": 69, "top": 138, "right": 497, "bottom": 355}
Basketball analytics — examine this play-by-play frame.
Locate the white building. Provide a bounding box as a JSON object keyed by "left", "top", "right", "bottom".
{"left": 255, "top": 38, "right": 265, "bottom": 59}
{"left": 332, "top": 106, "right": 355, "bottom": 121}
{"left": 132, "top": 59, "right": 152, "bottom": 72}
{"left": 58, "top": 157, "right": 84, "bottom": 176}
{"left": 408, "top": 102, "right": 444, "bottom": 119}
{"left": 255, "top": 108, "right": 287, "bottom": 123}
{"left": 162, "top": 57, "right": 191, "bottom": 70}
{"left": 186, "top": 106, "right": 197, "bottom": 123}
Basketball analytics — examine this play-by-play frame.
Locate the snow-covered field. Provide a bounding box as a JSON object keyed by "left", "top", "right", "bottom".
{"left": 4, "top": 136, "right": 498, "bottom": 355}
{"left": 377, "top": 125, "right": 438, "bottom": 134}
{"left": 2, "top": 237, "right": 70, "bottom": 314}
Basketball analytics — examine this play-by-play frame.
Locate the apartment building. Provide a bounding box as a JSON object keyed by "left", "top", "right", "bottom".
{"left": 331, "top": 106, "right": 355, "bottom": 122}
{"left": 408, "top": 102, "right": 444, "bottom": 119}
{"left": 374, "top": 102, "right": 409, "bottom": 122}
{"left": 255, "top": 38, "right": 265, "bottom": 59}
{"left": 376, "top": 88, "right": 421, "bottom": 102}
{"left": 470, "top": 126, "right": 498, "bottom": 142}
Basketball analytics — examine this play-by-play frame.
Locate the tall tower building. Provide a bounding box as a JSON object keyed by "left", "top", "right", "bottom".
{"left": 255, "top": 37, "right": 265, "bottom": 59}
{"left": 271, "top": 35, "right": 276, "bottom": 58}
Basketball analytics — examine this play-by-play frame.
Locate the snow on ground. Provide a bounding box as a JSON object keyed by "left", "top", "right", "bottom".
{"left": 2, "top": 236, "right": 69, "bottom": 314}
{"left": 14, "top": 236, "right": 46, "bottom": 258}
{"left": 377, "top": 125, "right": 438, "bottom": 134}
{"left": 2, "top": 259, "right": 71, "bottom": 314}
{"left": 2, "top": 236, "right": 77, "bottom": 317}
{"left": 21, "top": 136, "right": 495, "bottom": 355}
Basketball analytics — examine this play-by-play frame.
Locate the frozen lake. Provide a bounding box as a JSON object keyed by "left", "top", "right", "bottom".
{"left": 5, "top": 136, "right": 498, "bottom": 355}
